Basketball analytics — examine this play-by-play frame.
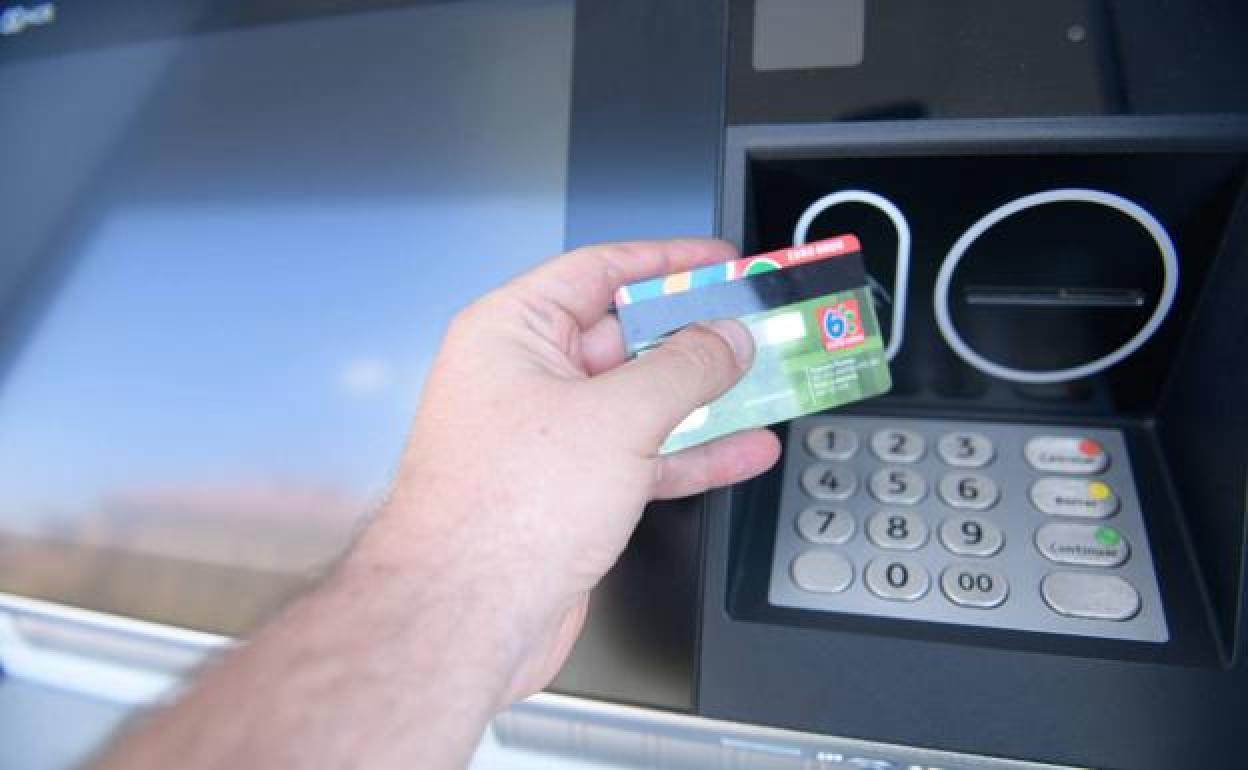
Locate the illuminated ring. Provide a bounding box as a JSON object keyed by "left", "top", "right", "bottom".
{"left": 932, "top": 188, "right": 1179, "bottom": 384}
{"left": 794, "top": 190, "right": 911, "bottom": 361}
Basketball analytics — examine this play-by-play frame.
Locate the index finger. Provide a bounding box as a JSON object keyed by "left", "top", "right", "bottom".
{"left": 515, "top": 238, "right": 739, "bottom": 329}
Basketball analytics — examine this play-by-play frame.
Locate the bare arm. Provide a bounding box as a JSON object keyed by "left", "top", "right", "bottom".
{"left": 93, "top": 239, "right": 780, "bottom": 770}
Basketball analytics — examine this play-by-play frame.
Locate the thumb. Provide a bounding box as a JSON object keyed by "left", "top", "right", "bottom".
{"left": 594, "top": 319, "right": 754, "bottom": 446}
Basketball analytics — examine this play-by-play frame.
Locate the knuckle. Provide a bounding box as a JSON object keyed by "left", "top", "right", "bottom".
{"left": 655, "top": 453, "right": 713, "bottom": 499}
{"left": 664, "top": 326, "right": 735, "bottom": 386}
{"left": 577, "top": 240, "right": 660, "bottom": 275}
{"left": 448, "top": 295, "right": 505, "bottom": 342}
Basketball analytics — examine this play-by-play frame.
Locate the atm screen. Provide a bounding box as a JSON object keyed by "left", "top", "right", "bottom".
{"left": 0, "top": 0, "right": 574, "bottom": 634}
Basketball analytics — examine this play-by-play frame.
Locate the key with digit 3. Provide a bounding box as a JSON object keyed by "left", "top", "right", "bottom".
{"left": 614, "top": 236, "right": 893, "bottom": 453}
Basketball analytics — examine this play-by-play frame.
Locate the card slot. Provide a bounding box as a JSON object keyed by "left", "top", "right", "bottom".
{"left": 964, "top": 285, "right": 1148, "bottom": 309}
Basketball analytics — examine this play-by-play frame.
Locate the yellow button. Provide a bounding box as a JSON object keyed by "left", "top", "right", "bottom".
{"left": 1088, "top": 481, "right": 1113, "bottom": 501}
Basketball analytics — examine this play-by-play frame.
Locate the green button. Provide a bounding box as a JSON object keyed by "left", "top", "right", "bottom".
{"left": 1095, "top": 527, "right": 1121, "bottom": 547}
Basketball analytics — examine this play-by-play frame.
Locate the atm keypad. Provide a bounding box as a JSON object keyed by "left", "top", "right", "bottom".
{"left": 767, "top": 417, "right": 1169, "bottom": 642}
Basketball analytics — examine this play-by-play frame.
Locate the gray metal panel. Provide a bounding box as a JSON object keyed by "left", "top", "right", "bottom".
{"left": 555, "top": 0, "right": 729, "bottom": 711}
{"left": 496, "top": 693, "right": 1084, "bottom": 770}
{"left": 722, "top": 115, "right": 1248, "bottom": 248}
{"left": 564, "top": 0, "right": 728, "bottom": 247}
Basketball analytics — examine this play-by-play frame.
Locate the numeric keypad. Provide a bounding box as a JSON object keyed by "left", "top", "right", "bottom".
{"left": 768, "top": 417, "right": 1168, "bottom": 643}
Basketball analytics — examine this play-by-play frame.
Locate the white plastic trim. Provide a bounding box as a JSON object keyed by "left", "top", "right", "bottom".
{"left": 932, "top": 188, "right": 1179, "bottom": 385}
{"left": 793, "top": 190, "right": 911, "bottom": 361}
{"left": 0, "top": 611, "right": 183, "bottom": 704}
{"left": 0, "top": 593, "right": 231, "bottom": 648}
{"left": 0, "top": 592, "right": 230, "bottom": 705}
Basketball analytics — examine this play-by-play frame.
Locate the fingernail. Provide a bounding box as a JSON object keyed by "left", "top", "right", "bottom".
{"left": 706, "top": 319, "right": 754, "bottom": 368}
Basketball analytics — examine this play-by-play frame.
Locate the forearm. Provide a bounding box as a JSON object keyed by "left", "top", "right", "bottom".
{"left": 90, "top": 237, "right": 775, "bottom": 769}
{"left": 94, "top": 506, "right": 532, "bottom": 770}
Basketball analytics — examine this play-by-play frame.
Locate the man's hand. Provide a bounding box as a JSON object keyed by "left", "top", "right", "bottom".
{"left": 94, "top": 239, "right": 779, "bottom": 770}
{"left": 366, "top": 238, "right": 780, "bottom": 701}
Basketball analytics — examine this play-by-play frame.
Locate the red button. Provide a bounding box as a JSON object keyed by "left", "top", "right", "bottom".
{"left": 1078, "top": 439, "right": 1103, "bottom": 457}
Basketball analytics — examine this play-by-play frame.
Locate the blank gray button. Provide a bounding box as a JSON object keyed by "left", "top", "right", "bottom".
{"left": 941, "top": 565, "right": 1008, "bottom": 608}
{"left": 805, "top": 424, "right": 860, "bottom": 461}
{"left": 1024, "top": 436, "right": 1110, "bottom": 474}
{"left": 802, "top": 464, "right": 857, "bottom": 500}
{"left": 938, "top": 472, "right": 999, "bottom": 510}
{"left": 937, "top": 431, "right": 995, "bottom": 468}
{"left": 866, "top": 511, "right": 928, "bottom": 550}
{"left": 939, "top": 516, "right": 1004, "bottom": 557}
{"left": 1030, "top": 477, "right": 1120, "bottom": 518}
{"left": 870, "top": 429, "right": 926, "bottom": 464}
{"left": 865, "top": 558, "right": 930, "bottom": 601}
{"left": 1042, "top": 572, "right": 1141, "bottom": 620}
{"left": 753, "top": 0, "right": 865, "bottom": 71}
{"left": 1036, "top": 522, "right": 1129, "bottom": 567}
{"left": 869, "top": 467, "right": 927, "bottom": 505}
{"left": 796, "top": 507, "right": 855, "bottom": 544}
{"left": 791, "top": 551, "right": 854, "bottom": 593}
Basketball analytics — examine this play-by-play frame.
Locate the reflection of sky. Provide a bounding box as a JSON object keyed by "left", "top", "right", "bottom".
{"left": 0, "top": 0, "right": 573, "bottom": 559}
{"left": 0, "top": 199, "right": 560, "bottom": 514}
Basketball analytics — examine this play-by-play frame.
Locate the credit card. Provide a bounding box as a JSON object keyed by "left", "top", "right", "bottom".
{"left": 614, "top": 235, "right": 862, "bottom": 306}
{"left": 616, "top": 236, "right": 892, "bottom": 453}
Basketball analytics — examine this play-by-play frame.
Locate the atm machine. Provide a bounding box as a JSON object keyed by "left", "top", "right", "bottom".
{"left": 531, "top": 2, "right": 1248, "bottom": 767}
{"left": 2, "top": 2, "right": 1247, "bottom": 769}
